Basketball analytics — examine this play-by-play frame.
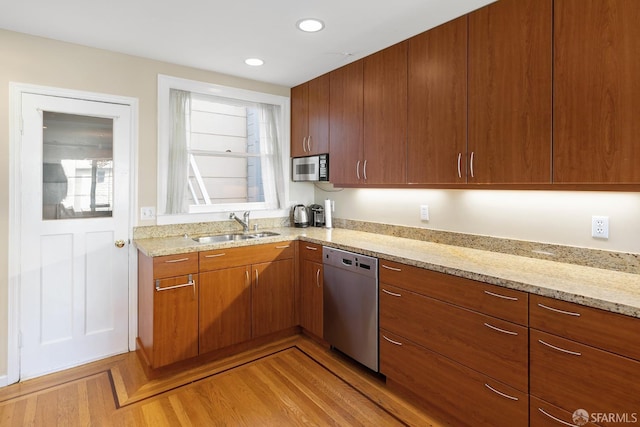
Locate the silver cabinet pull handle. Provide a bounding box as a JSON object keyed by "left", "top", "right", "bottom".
{"left": 245, "top": 270, "right": 249, "bottom": 286}
{"left": 382, "top": 288, "right": 402, "bottom": 297}
{"left": 275, "top": 245, "right": 290, "bottom": 249}
{"left": 470, "top": 151, "right": 475, "bottom": 178}
{"left": 307, "top": 135, "right": 312, "bottom": 152}
{"left": 302, "top": 136, "right": 307, "bottom": 152}
{"left": 457, "top": 152, "right": 462, "bottom": 178}
{"left": 305, "top": 246, "right": 318, "bottom": 251}
{"left": 204, "top": 253, "right": 226, "bottom": 258}
{"left": 381, "top": 264, "right": 401, "bottom": 272}
{"left": 255, "top": 269, "right": 259, "bottom": 287}
{"left": 484, "top": 290, "right": 518, "bottom": 301}
{"left": 538, "top": 339, "right": 582, "bottom": 356}
{"left": 356, "top": 160, "right": 361, "bottom": 179}
{"left": 155, "top": 274, "right": 195, "bottom": 295}
{"left": 363, "top": 159, "right": 368, "bottom": 180}
{"left": 164, "top": 257, "right": 189, "bottom": 263}
{"left": 537, "top": 303, "right": 581, "bottom": 317}
{"left": 537, "top": 408, "right": 578, "bottom": 427}
{"left": 484, "top": 322, "right": 518, "bottom": 336}
{"left": 382, "top": 335, "right": 403, "bottom": 346}
{"left": 316, "top": 268, "right": 321, "bottom": 287}
{"left": 484, "top": 383, "right": 519, "bottom": 401}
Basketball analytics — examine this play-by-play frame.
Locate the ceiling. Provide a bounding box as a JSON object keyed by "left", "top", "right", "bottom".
{"left": 1, "top": 0, "right": 496, "bottom": 87}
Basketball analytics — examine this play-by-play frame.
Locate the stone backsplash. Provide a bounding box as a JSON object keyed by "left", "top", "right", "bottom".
{"left": 134, "top": 217, "right": 639, "bottom": 274}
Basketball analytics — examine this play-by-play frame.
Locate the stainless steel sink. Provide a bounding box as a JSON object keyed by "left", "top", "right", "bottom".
{"left": 192, "top": 231, "right": 279, "bottom": 243}
{"left": 246, "top": 231, "right": 280, "bottom": 238}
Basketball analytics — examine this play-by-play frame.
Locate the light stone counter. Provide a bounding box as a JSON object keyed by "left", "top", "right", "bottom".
{"left": 134, "top": 226, "right": 640, "bottom": 319}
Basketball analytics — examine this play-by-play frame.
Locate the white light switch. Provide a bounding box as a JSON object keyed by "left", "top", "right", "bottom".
{"left": 420, "top": 205, "right": 429, "bottom": 221}
{"left": 141, "top": 206, "right": 156, "bottom": 220}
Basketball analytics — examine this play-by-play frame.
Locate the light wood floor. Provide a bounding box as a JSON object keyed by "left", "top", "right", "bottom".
{"left": 0, "top": 335, "right": 443, "bottom": 426}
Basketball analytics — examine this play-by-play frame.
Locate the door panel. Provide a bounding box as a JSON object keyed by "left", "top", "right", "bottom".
{"left": 20, "top": 93, "right": 130, "bottom": 380}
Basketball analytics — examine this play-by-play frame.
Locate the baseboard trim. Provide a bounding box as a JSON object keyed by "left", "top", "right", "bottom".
{"left": 0, "top": 374, "right": 8, "bottom": 387}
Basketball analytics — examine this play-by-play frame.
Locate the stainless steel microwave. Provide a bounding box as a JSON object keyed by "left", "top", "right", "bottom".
{"left": 292, "top": 154, "right": 329, "bottom": 182}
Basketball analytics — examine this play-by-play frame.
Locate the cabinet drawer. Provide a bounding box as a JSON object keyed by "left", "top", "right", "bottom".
{"left": 530, "top": 329, "right": 640, "bottom": 421}
{"left": 530, "top": 396, "right": 599, "bottom": 427}
{"left": 152, "top": 253, "right": 198, "bottom": 279}
{"left": 380, "top": 284, "right": 528, "bottom": 391}
{"left": 380, "top": 329, "right": 528, "bottom": 427}
{"left": 299, "top": 242, "right": 323, "bottom": 263}
{"left": 379, "top": 259, "right": 528, "bottom": 325}
{"left": 530, "top": 294, "right": 640, "bottom": 361}
{"left": 200, "top": 242, "right": 294, "bottom": 272}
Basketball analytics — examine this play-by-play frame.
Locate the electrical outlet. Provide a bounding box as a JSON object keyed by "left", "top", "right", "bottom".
{"left": 591, "top": 216, "right": 609, "bottom": 239}
{"left": 420, "top": 205, "right": 429, "bottom": 221}
{"left": 140, "top": 206, "right": 156, "bottom": 220}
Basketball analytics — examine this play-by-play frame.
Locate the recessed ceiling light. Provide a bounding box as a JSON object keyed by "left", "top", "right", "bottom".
{"left": 245, "top": 58, "right": 264, "bottom": 66}
{"left": 297, "top": 18, "right": 325, "bottom": 33}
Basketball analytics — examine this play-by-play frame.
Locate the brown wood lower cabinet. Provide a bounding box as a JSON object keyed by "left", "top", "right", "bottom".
{"left": 531, "top": 396, "right": 600, "bottom": 427}
{"left": 380, "top": 283, "right": 528, "bottom": 392}
{"left": 199, "top": 266, "right": 251, "bottom": 354}
{"left": 299, "top": 242, "right": 324, "bottom": 338}
{"left": 252, "top": 259, "right": 295, "bottom": 337}
{"left": 530, "top": 329, "right": 640, "bottom": 426}
{"left": 138, "top": 252, "right": 200, "bottom": 369}
{"left": 138, "top": 242, "right": 296, "bottom": 369}
{"left": 380, "top": 329, "right": 528, "bottom": 427}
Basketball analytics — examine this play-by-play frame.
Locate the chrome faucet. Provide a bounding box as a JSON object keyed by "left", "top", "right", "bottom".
{"left": 229, "top": 211, "right": 250, "bottom": 232}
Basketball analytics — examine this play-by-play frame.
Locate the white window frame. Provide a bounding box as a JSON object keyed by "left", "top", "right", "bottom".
{"left": 157, "top": 75, "right": 291, "bottom": 225}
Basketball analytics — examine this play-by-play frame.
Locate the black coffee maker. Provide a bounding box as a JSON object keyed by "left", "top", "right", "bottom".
{"left": 308, "top": 204, "right": 325, "bottom": 227}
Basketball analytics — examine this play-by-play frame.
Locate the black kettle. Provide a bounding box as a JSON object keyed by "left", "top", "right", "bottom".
{"left": 292, "top": 204, "right": 309, "bottom": 227}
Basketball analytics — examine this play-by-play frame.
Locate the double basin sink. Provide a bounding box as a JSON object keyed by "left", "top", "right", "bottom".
{"left": 192, "top": 231, "right": 280, "bottom": 244}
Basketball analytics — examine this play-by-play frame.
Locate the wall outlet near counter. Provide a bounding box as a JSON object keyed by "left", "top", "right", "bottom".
{"left": 591, "top": 215, "right": 609, "bottom": 239}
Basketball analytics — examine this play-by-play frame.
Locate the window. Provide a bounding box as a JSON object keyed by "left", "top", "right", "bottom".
{"left": 158, "top": 75, "right": 290, "bottom": 221}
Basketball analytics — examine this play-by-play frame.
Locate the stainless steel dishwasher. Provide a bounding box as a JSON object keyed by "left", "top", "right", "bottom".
{"left": 323, "top": 246, "right": 379, "bottom": 372}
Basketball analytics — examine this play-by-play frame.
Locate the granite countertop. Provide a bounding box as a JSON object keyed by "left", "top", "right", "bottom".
{"left": 134, "top": 227, "right": 640, "bottom": 319}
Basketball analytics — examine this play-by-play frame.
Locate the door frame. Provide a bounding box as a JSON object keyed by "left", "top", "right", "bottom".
{"left": 6, "top": 83, "right": 139, "bottom": 386}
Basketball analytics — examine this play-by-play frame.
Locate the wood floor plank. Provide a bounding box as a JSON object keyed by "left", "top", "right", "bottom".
{"left": 0, "top": 335, "right": 443, "bottom": 426}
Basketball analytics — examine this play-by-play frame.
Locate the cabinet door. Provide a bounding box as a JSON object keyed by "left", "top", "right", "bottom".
{"left": 153, "top": 274, "right": 199, "bottom": 367}
{"left": 290, "top": 83, "right": 309, "bottom": 158}
{"left": 363, "top": 42, "right": 408, "bottom": 184}
{"left": 468, "top": 0, "right": 552, "bottom": 184}
{"left": 199, "top": 266, "right": 251, "bottom": 354}
{"left": 300, "top": 260, "right": 323, "bottom": 338}
{"left": 307, "top": 74, "right": 330, "bottom": 155}
{"left": 408, "top": 16, "right": 467, "bottom": 184}
{"left": 329, "top": 60, "right": 364, "bottom": 185}
{"left": 553, "top": 0, "right": 640, "bottom": 183}
{"left": 252, "top": 259, "right": 295, "bottom": 337}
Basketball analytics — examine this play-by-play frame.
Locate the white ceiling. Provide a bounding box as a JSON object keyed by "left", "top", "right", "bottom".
{"left": 1, "top": 0, "right": 496, "bottom": 87}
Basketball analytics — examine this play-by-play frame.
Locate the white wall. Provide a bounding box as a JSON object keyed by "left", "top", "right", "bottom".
{"left": 316, "top": 187, "right": 640, "bottom": 254}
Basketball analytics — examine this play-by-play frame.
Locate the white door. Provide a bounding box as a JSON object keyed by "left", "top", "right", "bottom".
{"left": 19, "top": 93, "right": 130, "bottom": 380}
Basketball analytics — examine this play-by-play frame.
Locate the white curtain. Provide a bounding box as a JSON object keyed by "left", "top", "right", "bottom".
{"left": 166, "top": 89, "right": 191, "bottom": 214}
{"left": 259, "top": 103, "right": 285, "bottom": 209}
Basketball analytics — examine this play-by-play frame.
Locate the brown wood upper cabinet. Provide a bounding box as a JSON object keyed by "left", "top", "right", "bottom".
{"left": 291, "top": 74, "right": 330, "bottom": 157}
{"left": 407, "top": 16, "right": 468, "bottom": 184}
{"left": 553, "top": 0, "right": 640, "bottom": 183}
{"left": 329, "top": 43, "right": 408, "bottom": 186}
{"left": 329, "top": 60, "right": 364, "bottom": 185}
{"left": 467, "top": 0, "right": 552, "bottom": 184}
{"left": 363, "top": 42, "right": 408, "bottom": 185}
